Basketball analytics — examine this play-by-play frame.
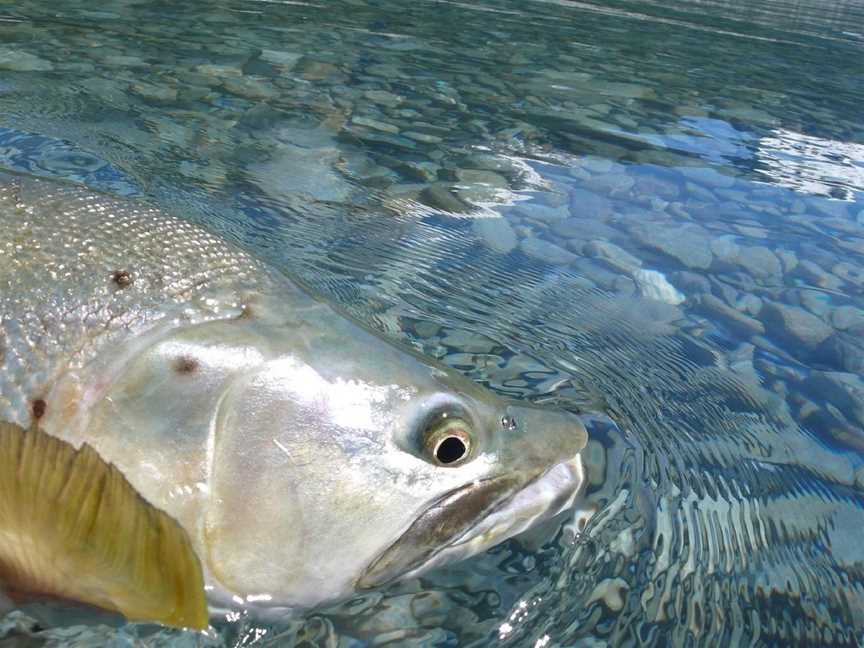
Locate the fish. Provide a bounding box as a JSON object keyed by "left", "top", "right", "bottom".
{"left": 0, "top": 171, "right": 588, "bottom": 628}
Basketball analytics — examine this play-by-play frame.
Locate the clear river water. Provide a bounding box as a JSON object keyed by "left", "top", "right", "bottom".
{"left": 1, "top": 0, "right": 864, "bottom": 646}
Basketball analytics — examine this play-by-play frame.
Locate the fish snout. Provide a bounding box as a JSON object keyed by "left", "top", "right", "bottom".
{"left": 496, "top": 405, "right": 589, "bottom": 470}
{"left": 358, "top": 406, "right": 589, "bottom": 589}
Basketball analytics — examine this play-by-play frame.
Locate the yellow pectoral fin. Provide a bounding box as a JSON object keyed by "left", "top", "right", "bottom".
{"left": 0, "top": 421, "right": 208, "bottom": 630}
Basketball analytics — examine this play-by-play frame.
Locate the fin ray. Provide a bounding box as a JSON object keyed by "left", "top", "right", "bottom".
{"left": 0, "top": 421, "right": 208, "bottom": 629}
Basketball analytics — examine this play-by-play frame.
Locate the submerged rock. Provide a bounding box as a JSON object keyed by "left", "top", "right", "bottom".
{"left": 672, "top": 271, "right": 711, "bottom": 294}
{"left": 464, "top": 154, "right": 518, "bottom": 174}
{"left": 260, "top": 49, "right": 302, "bottom": 69}
{"left": 736, "top": 293, "right": 763, "bottom": 317}
{"left": 633, "top": 174, "right": 680, "bottom": 200}
{"left": 104, "top": 55, "right": 148, "bottom": 68}
{"left": 195, "top": 63, "right": 243, "bottom": 78}
{"left": 364, "top": 90, "right": 404, "bottom": 107}
{"left": 806, "top": 371, "right": 864, "bottom": 430}
{"left": 520, "top": 237, "right": 577, "bottom": 265}
{"left": 776, "top": 249, "right": 798, "bottom": 274}
{"left": 736, "top": 245, "right": 782, "bottom": 281}
{"left": 569, "top": 188, "right": 613, "bottom": 220}
{"left": 421, "top": 185, "right": 468, "bottom": 213}
{"left": 588, "top": 578, "right": 629, "bottom": 612}
{"left": 679, "top": 166, "right": 736, "bottom": 189}
{"left": 472, "top": 217, "right": 517, "bottom": 254}
{"left": 573, "top": 259, "right": 632, "bottom": 292}
{"left": 808, "top": 197, "right": 849, "bottom": 219}
{"left": 396, "top": 161, "right": 439, "bottom": 183}
{"left": 585, "top": 240, "right": 642, "bottom": 272}
{"left": 440, "top": 329, "right": 497, "bottom": 354}
{"left": 296, "top": 58, "right": 339, "bottom": 80}
{"left": 709, "top": 235, "right": 741, "bottom": 265}
{"left": 514, "top": 203, "right": 569, "bottom": 222}
{"left": 760, "top": 301, "right": 834, "bottom": 347}
{"left": 633, "top": 269, "right": 684, "bottom": 305}
{"left": 832, "top": 261, "right": 864, "bottom": 285}
{"left": 831, "top": 305, "right": 864, "bottom": 332}
{"left": 698, "top": 294, "right": 765, "bottom": 336}
{"left": 582, "top": 171, "right": 634, "bottom": 195}
{"left": 798, "top": 290, "right": 832, "bottom": 317}
{"left": 551, "top": 218, "right": 619, "bottom": 242}
{"left": 222, "top": 76, "right": 278, "bottom": 100}
{"left": 351, "top": 116, "right": 400, "bottom": 134}
{"left": 819, "top": 333, "right": 864, "bottom": 374}
{"left": 455, "top": 169, "right": 508, "bottom": 187}
{"left": 797, "top": 260, "right": 842, "bottom": 290}
{"left": 684, "top": 181, "right": 715, "bottom": 201}
{"left": 632, "top": 224, "right": 713, "bottom": 270}
{"left": 403, "top": 131, "right": 443, "bottom": 144}
{"left": 710, "top": 237, "right": 781, "bottom": 281}
{"left": 0, "top": 49, "right": 54, "bottom": 72}
{"left": 249, "top": 144, "right": 351, "bottom": 203}
{"left": 129, "top": 82, "right": 177, "bottom": 103}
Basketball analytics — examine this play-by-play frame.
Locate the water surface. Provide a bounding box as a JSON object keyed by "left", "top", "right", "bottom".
{"left": 1, "top": 0, "right": 863, "bottom": 645}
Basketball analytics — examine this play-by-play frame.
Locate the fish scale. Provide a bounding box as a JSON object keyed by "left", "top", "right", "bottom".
{"left": 0, "top": 172, "right": 279, "bottom": 428}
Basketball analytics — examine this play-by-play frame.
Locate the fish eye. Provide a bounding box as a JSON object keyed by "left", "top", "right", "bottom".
{"left": 423, "top": 414, "right": 473, "bottom": 466}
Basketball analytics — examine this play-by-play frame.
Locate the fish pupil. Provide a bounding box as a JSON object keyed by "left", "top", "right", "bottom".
{"left": 435, "top": 436, "right": 467, "bottom": 464}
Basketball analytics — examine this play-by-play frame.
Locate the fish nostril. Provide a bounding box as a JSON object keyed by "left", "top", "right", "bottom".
{"left": 435, "top": 436, "right": 467, "bottom": 464}
{"left": 111, "top": 270, "right": 134, "bottom": 288}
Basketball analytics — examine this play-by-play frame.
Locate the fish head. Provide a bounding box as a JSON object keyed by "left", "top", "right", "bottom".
{"left": 204, "top": 312, "right": 587, "bottom": 612}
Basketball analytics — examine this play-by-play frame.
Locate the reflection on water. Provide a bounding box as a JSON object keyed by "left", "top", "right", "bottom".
{"left": 757, "top": 128, "right": 864, "bottom": 199}
{"left": 1, "top": 0, "right": 863, "bottom": 645}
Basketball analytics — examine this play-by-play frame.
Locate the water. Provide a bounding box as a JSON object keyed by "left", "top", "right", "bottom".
{"left": 1, "top": 0, "right": 863, "bottom": 645}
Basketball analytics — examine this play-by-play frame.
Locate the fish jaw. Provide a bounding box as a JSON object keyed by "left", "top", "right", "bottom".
{"left": 358, "top": 455, "right": 586, "bottom": 589}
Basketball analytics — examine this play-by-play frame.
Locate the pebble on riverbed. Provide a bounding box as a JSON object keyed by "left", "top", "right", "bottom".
{"left": 633, "top": 269, "right": 685, "bottom": 305}
{"left": 473, "top": 217, "right": 518, "bottom": 254}
{"left": 0, "top": 48, "right": 54, "bottom": 71}
{"left": 632, "top": 225, "right": 714, "bottom": 270}
{"left": 520, "top": 237, "right": 578, "bottom": 265}
{"left": 698, "top": 294, "right": 765, "bottom": 336}
{"left": 760, "top": 301, "right": 834, "bottom": 348}
{"left": 805, "top": 371, "right": 864, "bottom": 433}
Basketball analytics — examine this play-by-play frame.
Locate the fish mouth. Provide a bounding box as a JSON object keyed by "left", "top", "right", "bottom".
{"left": 358, "top": 456, "right": 585, "bottom": 589}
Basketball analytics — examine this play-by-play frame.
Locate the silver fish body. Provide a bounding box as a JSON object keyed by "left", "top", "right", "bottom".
{"left": 0, "top": 173, "right": 587, "bottom": 615}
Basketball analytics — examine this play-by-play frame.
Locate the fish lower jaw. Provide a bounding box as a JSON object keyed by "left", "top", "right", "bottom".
{"left": 201, "top": 455, "right": 585, "bottom": 616}
{"left": 399, "top": 454, "right": 587, "bottom": 580}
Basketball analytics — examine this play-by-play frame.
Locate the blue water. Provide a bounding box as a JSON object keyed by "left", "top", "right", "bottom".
{"left": 1, "top": 0, "right": 864, "bottom": 645}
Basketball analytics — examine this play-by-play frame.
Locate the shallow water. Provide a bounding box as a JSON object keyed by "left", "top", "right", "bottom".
{"left": 1, "top": 0, "right": 864, "bottom": 645}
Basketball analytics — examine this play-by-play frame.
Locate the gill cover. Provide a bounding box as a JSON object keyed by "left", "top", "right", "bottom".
{"left": 204, "top": 355, "right": 426, "bottom": 606}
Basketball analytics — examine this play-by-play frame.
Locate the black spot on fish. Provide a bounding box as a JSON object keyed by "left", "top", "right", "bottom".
{"left": 174, "top": 356, "right": 199, "bottom": 375}
{"left": 112, "top": 270, "right": 133, "bottom": 288}
{"left": 238, "top": 304, "right": 254, "bottom": 319}
{"left": 32, "top": 398, "right": 46, "bottom": 419}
